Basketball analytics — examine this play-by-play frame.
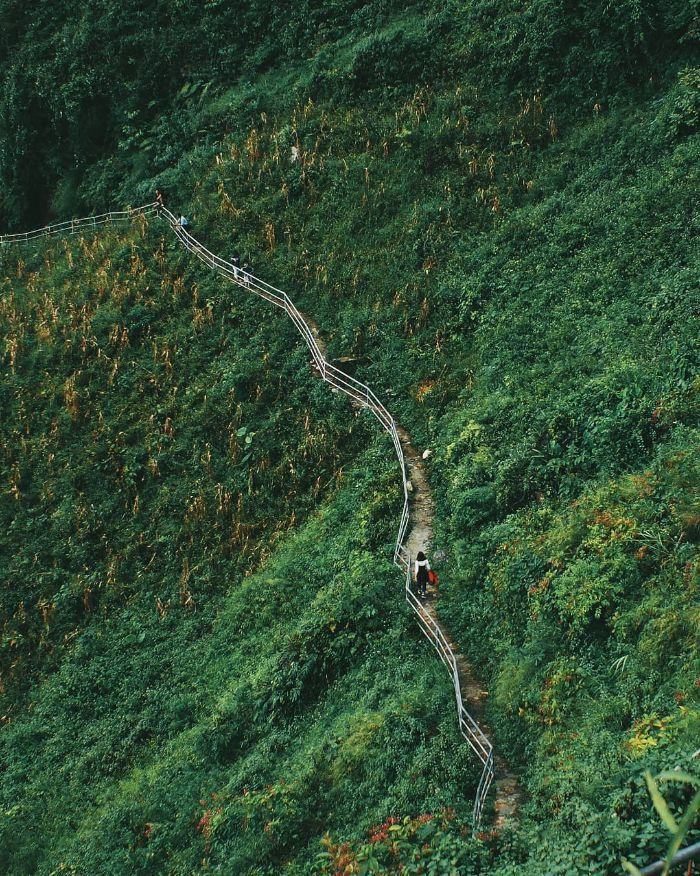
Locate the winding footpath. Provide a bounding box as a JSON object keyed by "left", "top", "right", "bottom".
{"left": 0, "top": 202, "right": 522, "bottom": 831}
{"left": 397, "top": 428, "right": 522, "bottom": 832}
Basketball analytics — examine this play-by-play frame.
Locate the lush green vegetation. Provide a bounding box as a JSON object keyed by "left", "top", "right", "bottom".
{"left": 0, "top": 222, "right": 482, "bottom": 873}
{"left": 1, "top": 0, "right": 698, "bottom": 872}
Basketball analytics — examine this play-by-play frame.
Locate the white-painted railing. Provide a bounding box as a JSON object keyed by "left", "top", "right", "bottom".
{"left": 0, "top": 205, "right": 160, "bottom": 242}
{"left": 0, "top": 202, "right": 494, "bottom": 828}
{"left": 399, "top": 547, "right": 494, "bottom": 826}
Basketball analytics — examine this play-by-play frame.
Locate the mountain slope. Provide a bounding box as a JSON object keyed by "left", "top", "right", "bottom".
{"left": 1, "top": 0, "right": 698, "bottom": 872}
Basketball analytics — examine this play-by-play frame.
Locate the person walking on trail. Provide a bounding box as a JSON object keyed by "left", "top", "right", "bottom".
{"left": 242, "top": 260, "right": 253, "bottom": 286}
{"left": 415, "top": 551, "right": 431, "bottom": 599}
{"left": 230, "top": 251, "right": 241, "bottom": 281}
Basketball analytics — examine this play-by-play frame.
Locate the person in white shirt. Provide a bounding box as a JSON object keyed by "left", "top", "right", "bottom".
{"left": 415, "top": 551, "right": 431, "bottom": 599}
{"left": 242, "top": 261, "right": 253, "bottom": 286}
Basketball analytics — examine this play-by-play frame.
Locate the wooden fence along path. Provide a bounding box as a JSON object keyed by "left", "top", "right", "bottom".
{"left": 1, "top": 202, "right": 519, "bottom": 831}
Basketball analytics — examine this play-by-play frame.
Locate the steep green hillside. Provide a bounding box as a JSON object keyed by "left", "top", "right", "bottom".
{"left": 0, "top": 223, "right": 482, "bottom": 874}
{"left": 1, "top": 0, "right": 699, "bottom": 872}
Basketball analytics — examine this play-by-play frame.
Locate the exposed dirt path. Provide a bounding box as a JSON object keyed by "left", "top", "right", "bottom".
{"left": 429, "top": 617, "right": 522, "bottom": 830}
{"left": 397, "top": 429, "right": 523, "bottom": 832}
{"left": 396, "top": 425, "right": 435, "bottom": 561}
{"left": 304, "top": 314, "right": 523, "bottom": 831}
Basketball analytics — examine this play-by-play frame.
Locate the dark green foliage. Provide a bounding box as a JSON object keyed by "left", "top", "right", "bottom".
{"left": 1, "top": 0, "right": 699, "bottom": 872}
{"left": 0, "top": 0, "right": 695, "bottom": 228}
{"left": 0, "top": 223, "right": 476, "bottom": 873}
{"left": 450, "top": 0, "right": 698, "bottom": 101}
{"left": 0, "top": 221, "right": 375, "bottom": 706}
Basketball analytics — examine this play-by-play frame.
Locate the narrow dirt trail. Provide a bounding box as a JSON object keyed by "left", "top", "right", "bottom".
{"left": 305, "top": 315, "right": 523, "bottom": 831}
{"left": 397, "top": 428, "right": 523, "bottom": 832}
